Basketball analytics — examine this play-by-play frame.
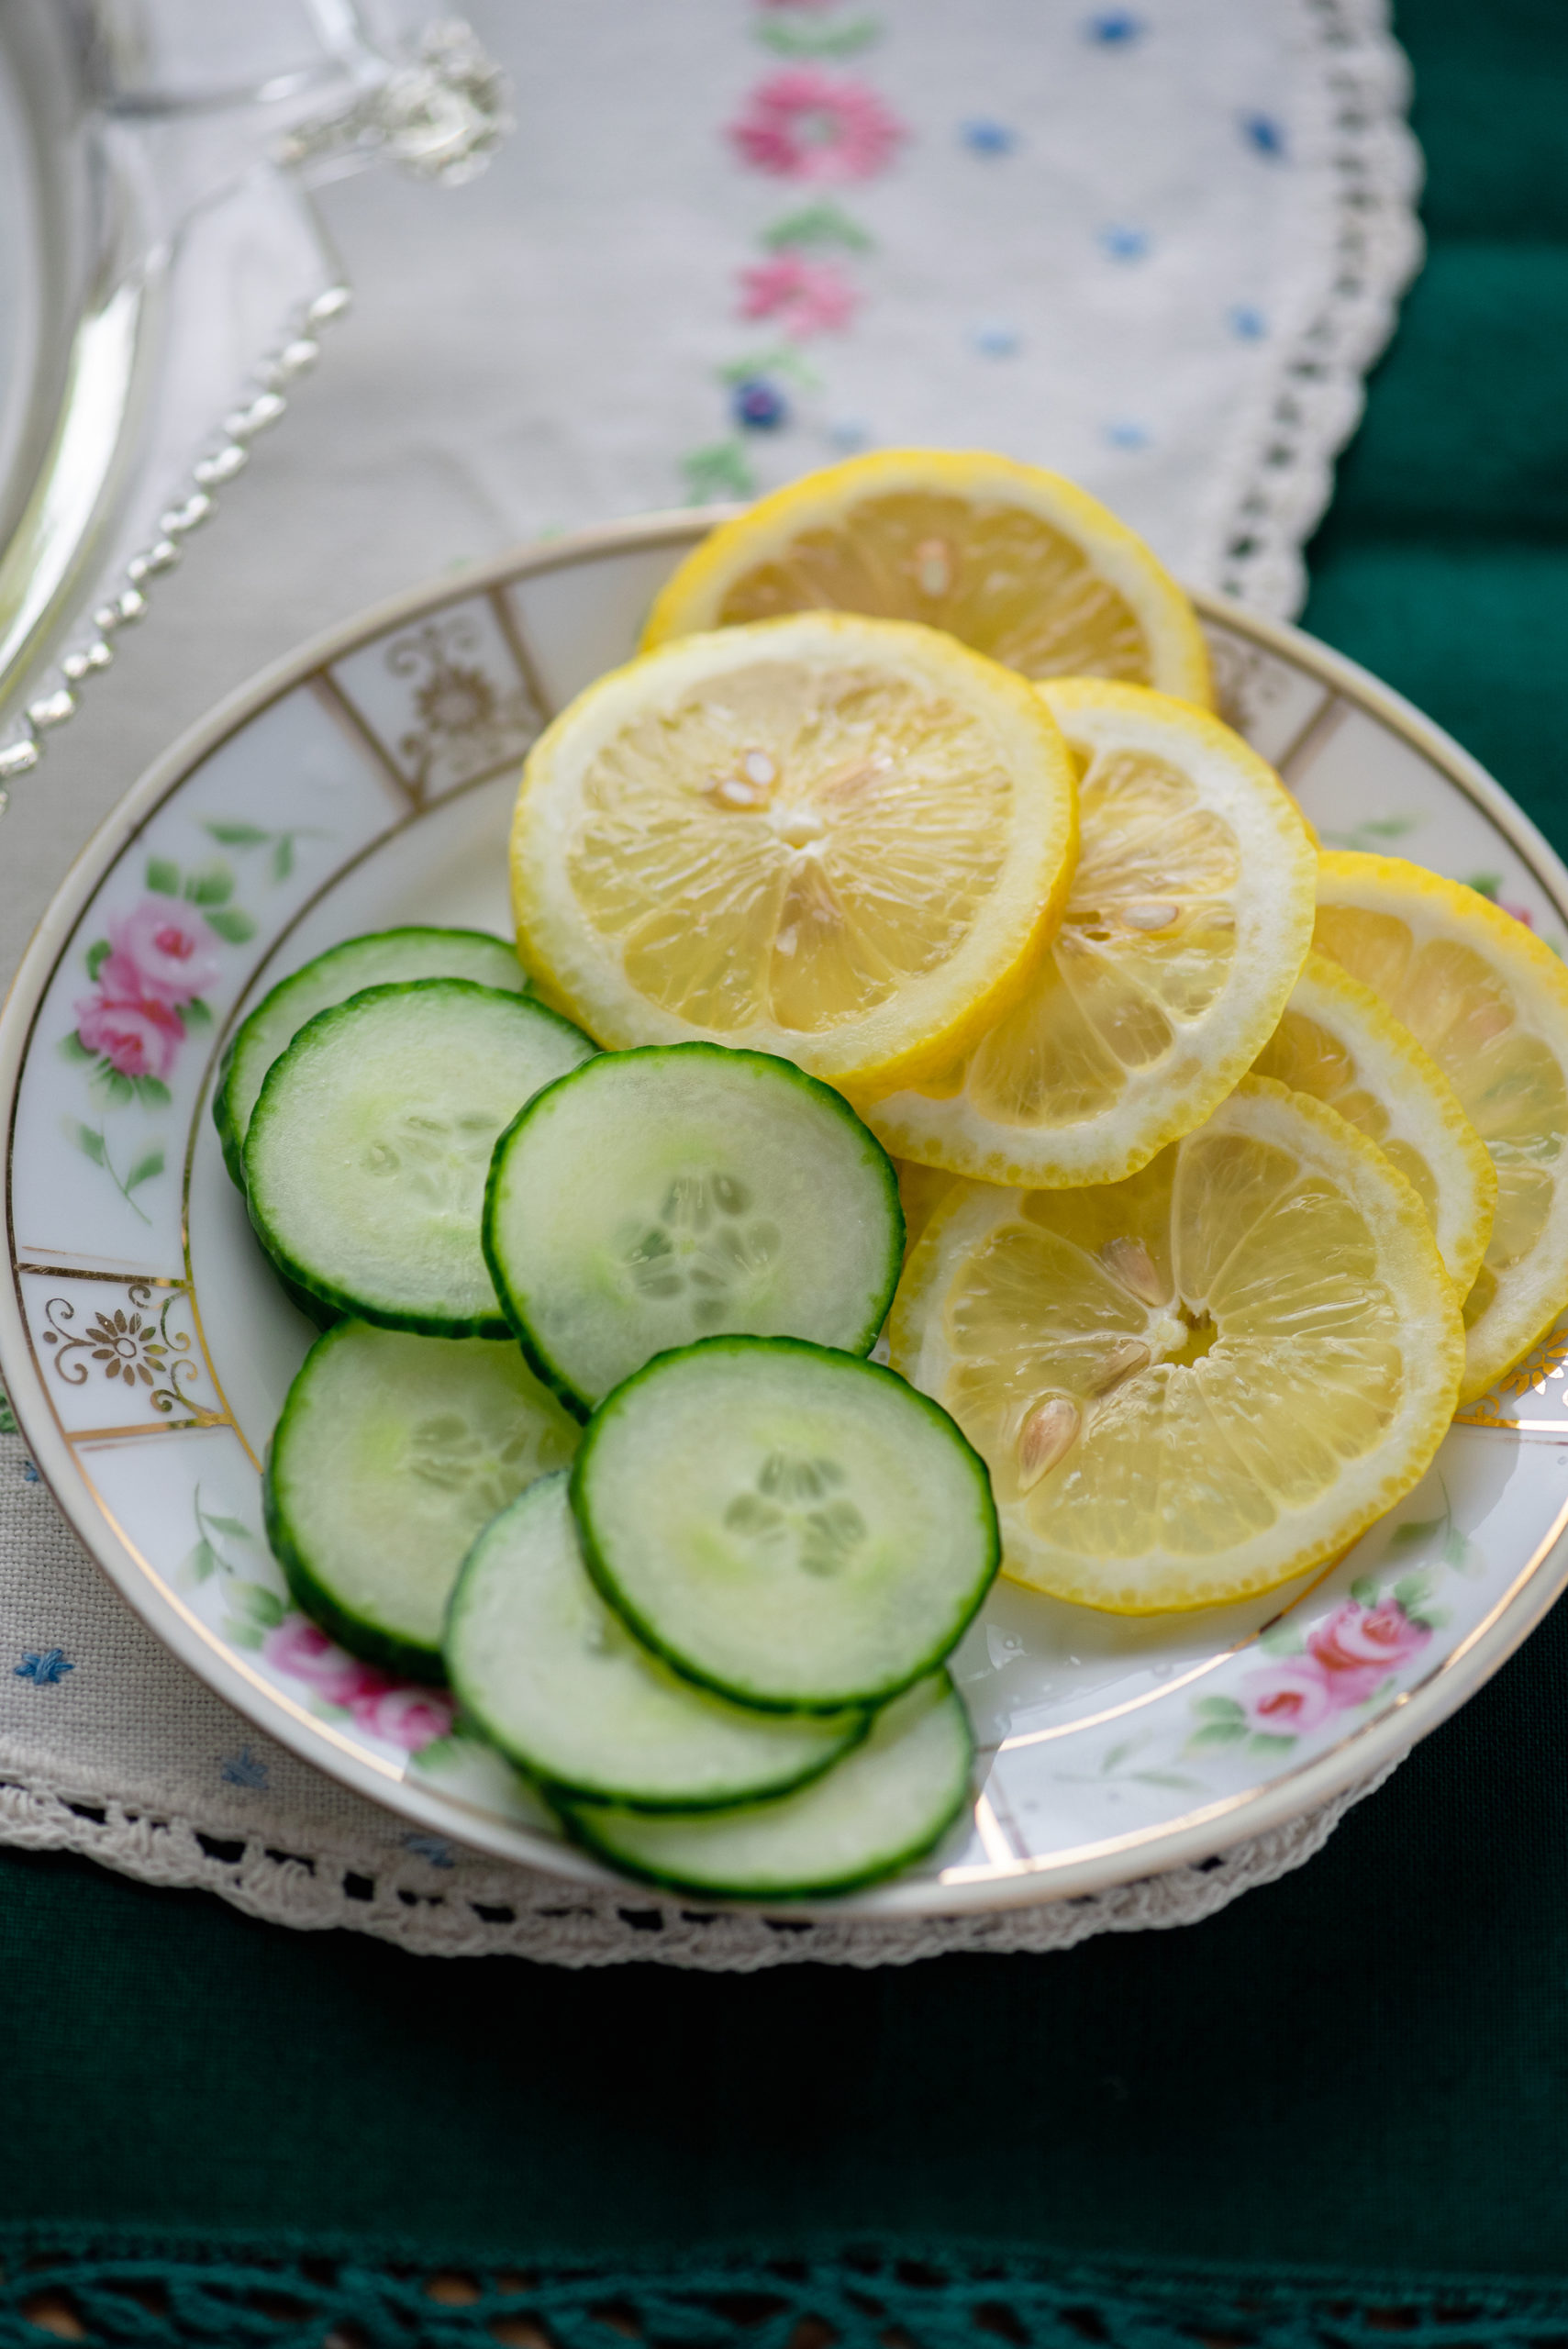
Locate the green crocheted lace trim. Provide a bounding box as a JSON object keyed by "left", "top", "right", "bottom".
{"left": 2, "top": 2237, "right": 1565, "bottom": 2349}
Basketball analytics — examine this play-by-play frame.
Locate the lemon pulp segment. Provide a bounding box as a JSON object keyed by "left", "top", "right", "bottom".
{"left": 1312, "top": 851, "right": 1568, "bottom": 1399}
{"left": 643, "top": 449, "right": 1213, "bottom": 707}
{"left": 1252, "top": 949, "right": 1497, "bottom": 1297}
{"left": 861, "top": 681, "right": 1315, "bottom": 1187}
{"left": 888, "top": 1078, "right": 1463, "bottom": 1613}
{"left": 511, "top": 612, "right": 1079, "bottom": 1093}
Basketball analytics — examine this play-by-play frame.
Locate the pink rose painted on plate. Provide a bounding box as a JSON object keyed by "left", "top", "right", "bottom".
{"left": 73, "top": 989, "right": 185, "bottom": 1082}
{"left": 729, "top": 69, "right": 905, "bottom": 184}
{"left": 1191, "top": 1590, "right": 1436, "bottom": 1758}
{"left": 1236, "top": 1660, "right": 1339, "bottom": 1737}
{"left": 1306, "top": 1595, "right": 1430, "bottom": 1701}
{"left": 106, "top": 899, "right": 221, "bottom": 1006}
{"left": 263, "top": 1615, "right": 455, "bottom": 1753}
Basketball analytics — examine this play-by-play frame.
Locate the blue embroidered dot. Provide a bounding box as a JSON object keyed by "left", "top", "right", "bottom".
{"left": 1084, "top": 9, "right": 1145, "bottom": 40}
{"left": 1105, "top": 420, "right": 1151, "bottom": 450}
{"left": 221, "top": 1745, "right": 270, "bottom": 1789}
{"left": 827, "top": 417, "right": 872, "bottom": 451}
{"left": 1099, "top": 225, "right": 1151, "bottom": 262}
{"left": 732, "top": 377, "right": 790, "bottom": 432}
{"left": 1241, "top": 112, "right": 1286, "bottom": 158}
{"left": 970, "top": 321, "right": 1022, "bottom": 358}
{"left": 15, "top": 1648, "right": 72, "bottom": 1686}
{"left": 21, "top": 1459, "right": 39, "bottom": 1484}
{"left": 960, "top": 118, "right": 1018, "bottom": 155}
{"left": 1229, "top": 304, "right": 1269, "bottom": 340}
{"left": 403, "top": 1831, "right": 456, "bottom": 1870}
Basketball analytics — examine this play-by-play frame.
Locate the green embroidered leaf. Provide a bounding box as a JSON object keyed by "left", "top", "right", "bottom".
{"left": 232, "top": 1581, "right": 285, "bottom": 1629}
{"left": 184, "top": 1538, "right": 217, "bottom": 1585}
{"left": 755, "top": 14, "right": 880, "bottom": 57}
{"left": 182, "top": 996, "right": 213, "bottom": 1028}
{"left": 131, "top": 1077, "right": 171, "bottom": 1110}
{"left": 69, "top": 1120, "right": 106, "bottom": 1166}
{"left": 183, "top": 863, "right": 234, "bottom": 907}
{"left": 146, "top": 858, "right": 180, "bottom": 896}
{"left": 85, "top": 939, "right": 111, "bottom": 982}
{"left": 125, "top": 1151, "right": 165, "bottom": 1194}
{"left": 1258, "top": 1620, "right": 1305, "bottom": 1657}
{"left": 1350, "top": 1574, "right": 1381, "bottom": 1607}
{"left": 1188, "top": 1720, "right": 1248, "bottom": 1750}
{"left": 682, "top": 440, "right": 756, "bottom": 504}
{"left": 206, "top": 907, "right": 257, "bottom": 944}
{"left": 227, "top": 1620, "right": 265, "bottom": 1651}
{"left": 204, "top": 819, "right": 271, "bottom": 847}
{"left": 1250, "top": 1731, "right": 1297, "bottom": 1754}
{"left": 762, "top": 201, "right": 876, "bottom": 254}
{"left": 58, "top": 1031, "right": 95, "bottom": 1063}
{"left": 0, "top": 1386, "right": 17, "bottom": 1436}
{"left": 1193, "top": 1694, "right": 1246, "bottom": 1721}
{"left": 717, "top": 344, "right": 823, "bottom": 390}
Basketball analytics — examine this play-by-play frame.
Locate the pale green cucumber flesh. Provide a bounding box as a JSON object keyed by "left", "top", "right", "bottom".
{"left": 265, "top": 1319, "right": 579, "bottom": 1678}
{"left": 217, "top": 928, "right": 527, "bottom": 1186}
{"left": 484, "top": 1042, "right": 903, "bottom": 1411}
{"left": 446, "top": 1473, "right": 866, "bottom": 1809}
{"left": 573, "top": 1336, "right": 1000, "bottom": 1711}
{"left": 243, "top": 980, "right": 595, "bottom": 1338}
{"left": 562, "top": 1672, "right": 973, "bottom": 1898}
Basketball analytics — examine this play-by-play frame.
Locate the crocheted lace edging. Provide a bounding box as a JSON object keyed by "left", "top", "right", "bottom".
{"left": 0, "top": 1757, "right": 1397, "bottom": 1966}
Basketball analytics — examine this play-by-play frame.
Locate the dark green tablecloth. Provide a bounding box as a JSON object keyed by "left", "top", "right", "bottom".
{"left": 4, "top": 2, "right": 1568, "bottom": 2337}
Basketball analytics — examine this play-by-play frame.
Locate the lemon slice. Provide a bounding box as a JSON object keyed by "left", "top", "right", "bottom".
{"left": 643, "top": 449, "right": 1213, "bottom": 707}
{"left": 1312, "top": 850, "right": 1568, "bottom": 1400}
{"left": 888, "top": 1077, "right": 1463, "bottom": 1613}
{"left": 1252, "top": 949, "right": 1497, "bottom": 1297}
{"left": 511, "top": 612, "right": 1079, "bottom": 1093}
{"left": 861, "top": 681, "right": 1315, "bottom": 1187}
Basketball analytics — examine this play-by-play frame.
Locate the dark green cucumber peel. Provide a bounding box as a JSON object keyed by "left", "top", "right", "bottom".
{"left": 555, "top": 1672, "right": 975, "bottom": 1900}
{"left": 242, "top": 979, "right": 595, "bottom": 1341}
{"left": 570, "top": 1335, "right": 1001, "bottom": 1717}
{"left": 482, "top": 1041, "right": 905, "bottom": 1419}
{"left": 215, "top": 927, "right": 528, "bottom": 1189}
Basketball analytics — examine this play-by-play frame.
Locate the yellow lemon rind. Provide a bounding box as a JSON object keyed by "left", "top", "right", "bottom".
{"left": 510, "top": 610, "right": 1080, "bottom": 1095}
{"left": 1314, "top": 850, "right": 1568, "bottom": 1402}
{"left": 1253, "top": 948, "right": 1498, "bottom": 1297}
{"left": 641, "top": 447, "right": 1213, "bottom": 708}
{"left": 889, "top": 1076, "right": 1464, "bottom": 1615}
{"left": 862, "top": 682, "right": 1316, "bottom": 1188}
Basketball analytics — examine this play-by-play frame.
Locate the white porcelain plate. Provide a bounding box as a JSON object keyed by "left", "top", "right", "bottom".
{"left": 6, "top": 516, "right": 1568, "bottom": 1919}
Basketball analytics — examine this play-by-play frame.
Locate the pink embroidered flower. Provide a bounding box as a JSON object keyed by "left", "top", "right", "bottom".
{"left": 263, "top": 1615, "right": 375, "bottom": 1708}
{"left": 74, "top": 989, "right": 184, "bottom": 1081}
{"left": 106, "top": 899, "right": 221, "bottom": 1007}
{"left": 738, "top": 253, "right": 860, "bottom": 336}
{"left": 728, "top": 69, "right": 906, "bottom": 184}
{"left": 1307, "top": 1597, "right": 1429, "bottom": 1696}
{"left": 1237, "top": 1661, "right": 1338, "bottom": 1738}
{"left": 350, "top": 1684, "right": 455, "bottom": 1753}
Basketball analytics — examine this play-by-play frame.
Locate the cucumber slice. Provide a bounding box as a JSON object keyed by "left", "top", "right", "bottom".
{"left": 446, "top": 1473, "right": 867, "bottom": 1809}
{"left": 573, "top": 1336, "right": 999, "bottom": 1711}
{"left": 244, "top": 980, "right": 595, "bottom": 1338}
{"left": 484, "top": 1042, "right": 903, "bottom": 1412}
{"left": 562, "top": 1672, "right": 973, "bottom": 1898}
{"left": 217, "top": 928, "right": 527, "bottom": 1186}
{"left": 265, "top": 1319, "right": 579, "bottom": 1678}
